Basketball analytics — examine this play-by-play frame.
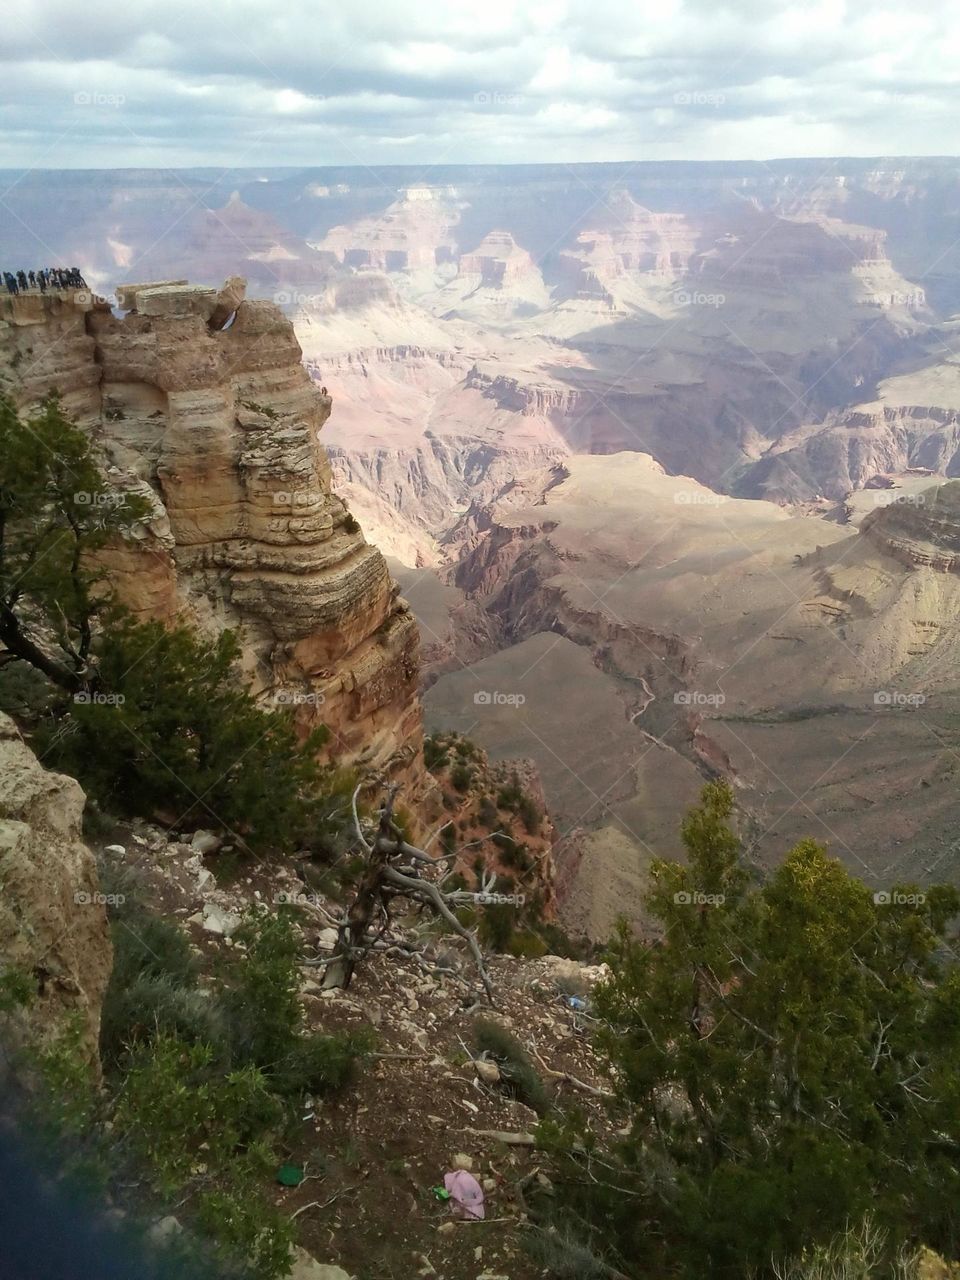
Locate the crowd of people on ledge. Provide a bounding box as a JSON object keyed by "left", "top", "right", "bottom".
{"left": 3, "top": 267, "right": 88, "bottom": 295}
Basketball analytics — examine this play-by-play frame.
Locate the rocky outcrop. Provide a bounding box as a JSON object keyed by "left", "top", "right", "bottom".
{"left": 0, "top": 714, "right": 111, "bottom": 1064}
{"left": 0, "top": 282, "right": 432, "bottom": 802}
{"left": 458, "top": 230, "right": 539, "bottom": 288}
{"left": 861, "top": 480, "right": 960, "bottom": 571}
{"left": 744, "top": 402, "right": 960, "bottom": 502}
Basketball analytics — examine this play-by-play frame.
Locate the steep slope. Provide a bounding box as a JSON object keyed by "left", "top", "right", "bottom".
{"left": 424, "top": 457, "right": 960, "bottom": 935}
{"left": 0, "top": 280, "right": 430, "bottom": 800}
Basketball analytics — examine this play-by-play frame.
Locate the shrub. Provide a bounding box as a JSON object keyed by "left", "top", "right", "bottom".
{"left": 518, "top": 793, "right": 541, "bottom": 835}
{"left": 507, "top": 929, "right": 549, "bottom": 959}
{"left": 275, "top": 1028, "right": 376, "bottom": 1097}
{"left": 39, "top": 617, "right": 328, "bottom": 853}
{"left": 473, "top": 1018, "right": 552, "bottom": 1115}
{"left": 221, "top": 910, "right": 303, "bottom": 1070}
{"left": 477, "top": 795, "right": 499, "bottom": 828}
{"left": 450, "top": 763, "right": 473, "bottom": 793}
{"left": 478, "top": 903, "right": 516, "bottom": 952}
{"left": 114, "top": 1036, "right": 284, "bottom": 1190}
{"left": 423, "top": 735, "right": 449, "bottom": 770}
{"left": 101, "top": 974, "right": 227, "bottom": 1068}
{"left": 525, "top": 1227, "right": 612, "bottom": 1279}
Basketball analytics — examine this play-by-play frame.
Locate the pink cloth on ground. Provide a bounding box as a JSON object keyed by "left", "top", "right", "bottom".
{"left": 443, "top": 1169, "right": 485, "bottom": 1219}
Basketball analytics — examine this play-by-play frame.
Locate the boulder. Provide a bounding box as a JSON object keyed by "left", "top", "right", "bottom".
{"left": 287, "top": 1247, "right": 354, "bottom": 1279}
{"left": 0, "top": 714, "right": 111, "bottom": 1066}
{"left": 200, "top": 903, "right": 242, "bottom": 936}
{"left": 475, "top": 1059, "right": 500, "bottom": 1085}
{"left": 209, "top": 275, "right": 247, "bottom": 330}
{"left": 190, "top": 829, "right": 222, "bottom": 855}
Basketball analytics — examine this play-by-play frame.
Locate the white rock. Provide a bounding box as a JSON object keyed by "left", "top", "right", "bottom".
{"left": 452, "top": 1152, "right": 473, "bottom": 1171}
{"left": 475, "top": 1060, "right": 500, "bottom": 1085}
{"left": 287, "top": 1247, "right": 354, "bottom": 1279}
{"left": 437, "top": 1222, "right": 455, "bottom": 1236}
{"left": 200, "top": 903, "right": 241, "bottom": 936}
{"left": 191, "top": 829, "right": 222, "bottom": 855}
{"left": 104, "top": 844, "right": 126, "bottom": 856}
{"left": 147, "top": 1215, "right": 182, "bottom": 1243}
{"left": 316, "top": 927, "right": 339, "bottom": 951}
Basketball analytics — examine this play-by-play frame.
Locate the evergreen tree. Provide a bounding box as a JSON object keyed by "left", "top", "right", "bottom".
{"left": 585, "top": 782, "right": 960, "bottom": 1276}
{"left": 0, "top": 393, "right": 149, "bottom": 692}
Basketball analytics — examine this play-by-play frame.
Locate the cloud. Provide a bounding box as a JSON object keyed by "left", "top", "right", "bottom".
{"left": 2, "top": 0, "right": 959, "bottom": 167}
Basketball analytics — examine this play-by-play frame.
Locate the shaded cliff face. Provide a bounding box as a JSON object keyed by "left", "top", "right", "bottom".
{"left": 0, "top": 283, "right": 430, "bottom": 801}
{"left": 0, "top": 714, "right": 110, "bottom": 1067}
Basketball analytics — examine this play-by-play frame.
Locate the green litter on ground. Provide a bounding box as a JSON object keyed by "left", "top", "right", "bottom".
{"left": 277, "top": 1164, "right": 305, "bottom": 1187}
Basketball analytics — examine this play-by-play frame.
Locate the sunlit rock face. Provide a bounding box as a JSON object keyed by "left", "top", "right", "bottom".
{"left": 0, "top": 281, "right": 432, "bottom": 802}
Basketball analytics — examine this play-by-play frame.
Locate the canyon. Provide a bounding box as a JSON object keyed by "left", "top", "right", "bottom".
{"left": 6, "top": 159, "right": 960, "bottom": 935}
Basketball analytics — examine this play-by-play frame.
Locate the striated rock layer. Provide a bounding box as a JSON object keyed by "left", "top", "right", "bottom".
{"left": 0, "top": 282, "right": 431, "bottom": 803}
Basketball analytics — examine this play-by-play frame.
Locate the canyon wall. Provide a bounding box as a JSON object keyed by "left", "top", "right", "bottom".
{"left": 0, "top": 283, "right": 431, "bottom": 803}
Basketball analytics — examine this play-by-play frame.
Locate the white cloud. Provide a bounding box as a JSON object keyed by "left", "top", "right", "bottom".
{"left": 1, "top": 0, "right": 959, "bottom": 166}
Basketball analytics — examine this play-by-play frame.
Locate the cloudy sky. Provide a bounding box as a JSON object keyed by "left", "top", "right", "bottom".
{"left": 4, "top": 0, "right": 960, "bottom": 169}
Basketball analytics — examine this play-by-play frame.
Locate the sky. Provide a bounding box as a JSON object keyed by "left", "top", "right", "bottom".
{"left": 3, "top": 0, "right": 960, "bottom": 169}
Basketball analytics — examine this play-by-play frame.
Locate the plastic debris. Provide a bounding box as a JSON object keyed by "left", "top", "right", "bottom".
{"left": 566, "top": 995, "right": 587, "bottom": 1011}
{"left": 443, "top": 1168, "right": 485, "bottom": 1219}
{"left": 276, "top": 1164, "right": 305, "bottom": 1187}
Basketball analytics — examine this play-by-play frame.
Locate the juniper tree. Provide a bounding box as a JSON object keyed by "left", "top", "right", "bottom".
{"left": 0, "top": 392, "right": 149, "bottom": 692}
{"left": 584, "top": 782, "right": 960, "bottom": 1277}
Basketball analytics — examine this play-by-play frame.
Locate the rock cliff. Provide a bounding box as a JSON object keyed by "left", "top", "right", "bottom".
{"left": 0, "top": 281, "right": 431, "bottom": 802}
{"left": 0, "top": 713, "right": 110, "bottom": 1064}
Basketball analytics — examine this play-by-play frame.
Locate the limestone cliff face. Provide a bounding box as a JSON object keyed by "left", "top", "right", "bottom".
{"left": 861, "top": 480, "right": 960, "bottom": 571}
{"left": 0, "top": 282, "right": 431, "bottom": 801}
{"left": 0, "top": 714, "right": 110, "bottom": 1065}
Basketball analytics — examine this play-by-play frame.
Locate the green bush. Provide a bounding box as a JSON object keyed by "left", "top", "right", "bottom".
{"left": 423, "top": 735, "right": 449, "bottom": 770}
{"left": 39, "top": 617, "right": 328, "bottom": 853}
{"left": 222, "top": 910, "right": 303, "bottom": 1070}
{"left": 450, "top": 763, "right": 474, "bottom": 793}
{"left": 477, "top": 795, "right": 499, "bottom": 828}
{"left": 518, "top": 793, "right": 541, "bottom": 835}
{"left": 275, "top": 1028, "right": 376, "bottom": 1097}
{"left": 101, "top": 974, "right": 228, "bottom": 1068}
{"left": 473, "top": 1018, "right": 552, "bottom": 1115}
{"left": 114, "top": 1035, "right": 284, "bottom": 1192}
